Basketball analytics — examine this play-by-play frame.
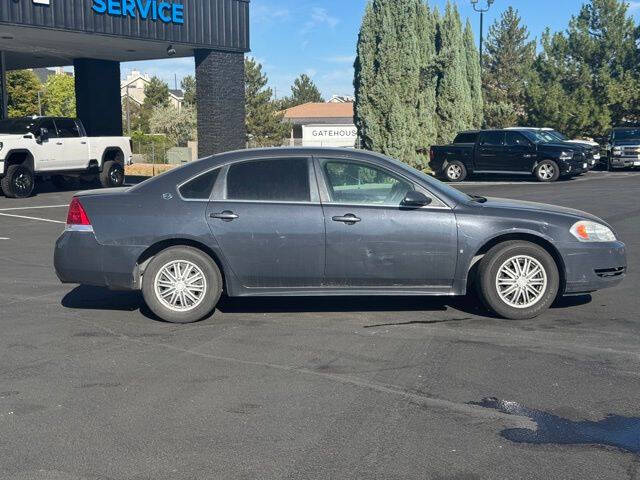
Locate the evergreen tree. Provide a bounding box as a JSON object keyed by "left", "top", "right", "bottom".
{"left": 482, "top": 7, "right": 535, "bottom": 128}
{"left": 415, "top": 2, "right": 439, "bottom": 149}
{"left": 463, "top": 20, "right": 483, "bottom": 128}
{"left": 43, "top": 74, "right": 76, "bottom": 117}
{"left": 181, "top": 75, "right": 196, "bottom": 107}
{"left": 245, "top": 57, "right": 290, "bottom": 147}
{"left": 289, "top": 74, "right": 324, "bottom": 106}
{"left": 435, "top": 2, "right": 473, "bottom": 143}
{"left": 143, "top": 77, "right": 170, "bottom": 109}
{"left": 7, "top": 70, "right": 41, "bottom": 117}
{"left": 354, "top": 0, "right": 437, "bottom": 169}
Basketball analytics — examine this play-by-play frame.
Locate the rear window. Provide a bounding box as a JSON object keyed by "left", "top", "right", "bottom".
{"left": 454, "top": 132, "right": 478, "bottom": 144}
{"left": 179, "top": 168, "right": 220, "bottom": 200}
{"left": 227, "top": 158, "right": 310, "bottom": 202}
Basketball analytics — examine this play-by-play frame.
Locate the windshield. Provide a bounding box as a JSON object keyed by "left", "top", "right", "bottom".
{"left": 549, "top": 130, "right": 568, "bottom": 141}
{"left": 521, "top": 130, "right": 556, "bottom": 144}
{"left": 0, "top": 118, "right": 38, "bottom": 135}
{"left": 613, "top": 129, "right": 640, "bottom": 141}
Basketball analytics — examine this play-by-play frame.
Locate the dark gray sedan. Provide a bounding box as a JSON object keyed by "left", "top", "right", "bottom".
{"left": 54, "top": 148, "right": 627, "bottom": 323}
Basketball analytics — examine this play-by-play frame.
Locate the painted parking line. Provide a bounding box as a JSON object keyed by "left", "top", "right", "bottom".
{"left": 0, "top": 212, "right": 65, "bottom": 224}
{"left": 0, "top": 205, "right": 68, "bottom": 212}
{"left": 0, "top": 237, "right": 9, "bottom": 240}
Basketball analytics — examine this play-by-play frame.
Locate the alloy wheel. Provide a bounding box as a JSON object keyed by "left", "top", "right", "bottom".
{"left": 538, "top": 164, "right": 555, "bottom": 180}
{"left": 154, "top": 260, "right": 208, "bottom": 312}
{"left": 495, "top": 255, "right": 548, "bottom": 309}
{"left": 447, "top": 164, "right": 462, "bottom": 180}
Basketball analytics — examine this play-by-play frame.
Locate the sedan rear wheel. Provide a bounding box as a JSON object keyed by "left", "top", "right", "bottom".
{"left": 142, "top": 247, "right": 222, "bottom": 323}
{"left": 477, "top": 241, "right": 559, "bottom": 320}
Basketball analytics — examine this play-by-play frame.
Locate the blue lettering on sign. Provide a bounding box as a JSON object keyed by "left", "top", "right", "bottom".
{"left": 91, "top": 0, "right": 185, "bottom": 25}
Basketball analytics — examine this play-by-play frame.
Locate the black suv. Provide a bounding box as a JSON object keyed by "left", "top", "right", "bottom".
{"left": 429, "top": 129, "right": 589, "bottom": 182}
{"left": 606, "top": 127, "right": 640, "bottom": 170}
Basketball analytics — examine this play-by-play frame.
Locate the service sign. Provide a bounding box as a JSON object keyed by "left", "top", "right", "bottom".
{"left": 302, "top": 125, "right": 358, "bottom": 147}
{"left": 92, "top": 0, "right": 185, "bottom": 25}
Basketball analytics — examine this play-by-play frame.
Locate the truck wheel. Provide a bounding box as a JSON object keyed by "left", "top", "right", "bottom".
{"left": 477, "top": 241, "right": 560, "bottom": 320}
{"left": 1, "top": 164, "right": 35, "bottom": 199}
{"left": 142, "top": 246, "right": 223, "bottom": 324}
{"left": 444, "top": 161, "right": 467, "bottom": 182}
{"left": 534, "top": 160, "right": 559, "bottom": 182}
{"left": 100, "top": 160, "right": 125, "bottom": 188}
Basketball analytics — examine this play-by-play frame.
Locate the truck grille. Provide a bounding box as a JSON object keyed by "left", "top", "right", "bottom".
{"left": 621, "top": 146, "right": 640, "bottom": 157}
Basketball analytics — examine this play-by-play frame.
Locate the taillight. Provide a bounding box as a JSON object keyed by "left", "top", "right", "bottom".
{"left": 66, "top": 197, "right": 91, "bottom": 227}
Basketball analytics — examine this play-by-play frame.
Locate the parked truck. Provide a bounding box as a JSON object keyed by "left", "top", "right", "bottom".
{"left": 430, "top": 129, "right": 589, "bottom": 183}
{"left": 606, "top": 127, "right": 640, "bottom": 171}
{"left": 0, "top": 116, "right": 131, "bottom": 198}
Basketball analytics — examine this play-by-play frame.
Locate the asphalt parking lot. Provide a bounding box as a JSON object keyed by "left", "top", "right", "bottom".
{"left": 1, "top": 170, "right": 639, "bottom": 480}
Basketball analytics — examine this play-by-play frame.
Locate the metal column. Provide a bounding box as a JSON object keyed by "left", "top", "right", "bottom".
{"left": 0, "top": 51, "right": 7, "bottom": 120}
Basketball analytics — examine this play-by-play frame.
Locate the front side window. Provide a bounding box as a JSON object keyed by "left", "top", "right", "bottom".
{"left": 39, "top": 119, "right": 59, "bottom": 138}
{"left": 323, "top": 160, "right": 413, "bottom": 206}
{"left": 55, "top": 118, "right": 81, "bottom": 138}
{"left": 227, "top": 158, "right": 310, "bottom": 202}
{"left": 179, "top": 168, "right": 220, "bottom": 200}
{"left": 505, "top": 132, "right": 530, "bottom": 147}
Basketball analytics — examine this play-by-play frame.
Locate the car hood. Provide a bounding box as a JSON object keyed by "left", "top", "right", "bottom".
{"left": 480, "top": 197, "right": 605, "bottom": 224}
{"left": 538, "top": 142, "right": 583, "bottom": 151}
{"left": 566, "top": 139, "right": 599, "bottom": 147}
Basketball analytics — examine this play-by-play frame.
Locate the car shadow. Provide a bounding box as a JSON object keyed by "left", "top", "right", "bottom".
{"left": 61, "top": 286, "right": 593, "bottom": 324}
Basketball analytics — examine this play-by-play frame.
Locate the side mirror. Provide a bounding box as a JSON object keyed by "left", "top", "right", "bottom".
{"left": 38, "top": 127, "right": 49, "bottom": 141}
{"left": 401, "top": 190, "right": 432, "bottom": 208}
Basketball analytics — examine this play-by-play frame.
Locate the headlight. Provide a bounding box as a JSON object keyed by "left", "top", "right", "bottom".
{"left": 593, "top": 154, "right": 600, "bottom": 160}
{"left": 613, "top": 146, "right": 622, "bottom": 156}
{"left": 570, "top": 221, "right": 617, "bottom": 242}
{"left": 559, "top": 151, "right": 574, "bottom": 160}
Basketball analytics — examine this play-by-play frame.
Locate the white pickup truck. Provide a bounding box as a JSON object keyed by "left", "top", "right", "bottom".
{"left": 0, "top": 116, "right": 132, "bottom": 198}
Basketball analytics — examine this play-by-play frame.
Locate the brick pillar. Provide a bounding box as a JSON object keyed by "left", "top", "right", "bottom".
{"left": 195, "top": 50, "right": 245, "bottom": 157}
{"left": 74, "top": 59, "right": 123, "bottom": 137}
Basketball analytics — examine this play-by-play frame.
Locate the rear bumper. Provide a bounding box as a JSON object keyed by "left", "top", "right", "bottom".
{"left": 54, "top": 230, "right": 145, "bottom": 290}
{"left": 561, "top": 241, "right": 627, "bottom": 294}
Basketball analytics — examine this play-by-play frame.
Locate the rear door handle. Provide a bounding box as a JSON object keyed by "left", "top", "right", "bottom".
{"left": 81, "top": 141, "right": 87, "bottom": 145}
{"left": 332, "top": 214, "right": 361, "bottom": 225}
{"left": 211, "top": 211, "right": 239, "bottom": 222}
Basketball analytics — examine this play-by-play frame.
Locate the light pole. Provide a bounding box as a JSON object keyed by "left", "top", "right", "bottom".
{"left": 470, "top": 0, "right": 495, "bottom": 69}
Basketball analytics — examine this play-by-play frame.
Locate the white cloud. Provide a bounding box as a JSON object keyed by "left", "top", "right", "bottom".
{"left": 311, "top": 7, "right": 340, "bottom": 29}
{"left": 252, "top": 2, "right": 291, "bottom": 24}
{"left": 323, "top": 55, "right": 356, "bottom": 64}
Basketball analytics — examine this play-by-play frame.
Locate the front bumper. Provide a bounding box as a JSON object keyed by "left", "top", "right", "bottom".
{"left": 561, "top": 241, "right": 627, "bottom": 294}
{"left": 610, "top": 156, "right": 640, "bottom": 168}
{"left": 54, "top": 230, "right": 146, "bottom": 290}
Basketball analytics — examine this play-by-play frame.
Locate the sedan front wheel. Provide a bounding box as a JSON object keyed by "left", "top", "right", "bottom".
{"left": 477, "top": 241, "right": 560, "bottom": 320}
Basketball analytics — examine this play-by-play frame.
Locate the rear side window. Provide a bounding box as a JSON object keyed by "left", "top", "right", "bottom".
{"left": 227, "top": 158, "right": 310, "bottom": 202}
{"left": 55, "top": 118, "right": 81, "bottom": 138}
{"left": 454, "top": 132, "right": 478, "bottom": 144}
{"left": 479, "top": 131, "right": 504, "bottom": 146}
{"left": 179, "top": 169, "right": 220, "bottom": 200}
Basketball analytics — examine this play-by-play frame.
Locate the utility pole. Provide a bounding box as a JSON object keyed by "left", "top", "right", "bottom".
{"left": 470, "top": 0, "right": 495, "bottom": 69}
{"left": 37, "top": 91, "right": 42, "bottom": 116}
{"left": 126, "top": 84, "right": 131, "bottom": 135}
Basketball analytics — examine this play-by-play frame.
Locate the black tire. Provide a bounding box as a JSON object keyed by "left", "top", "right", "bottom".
{"left": 534, "top": 160, "right": 560, "bottom": 182}
{"left": 100, "top": 160, "right": 125, "bottom": 188}
{"left": 1, "top": 164, "right": 35, "bottom": 198}
{"left": 142, "top": 246, "right": 223, "bottom": 324}
{"left": 443, "top": 161, "right": 467, "bottom": 182}
{"left": 477, "top": 241, "right": 560, "bottom": 320}
{"left": 51, "top": 175, "right": 78, "bottom": 190}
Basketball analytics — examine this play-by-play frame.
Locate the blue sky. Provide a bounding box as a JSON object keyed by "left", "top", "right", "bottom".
{"left": 121, "top": 0, "right": 640, "bottom": 98}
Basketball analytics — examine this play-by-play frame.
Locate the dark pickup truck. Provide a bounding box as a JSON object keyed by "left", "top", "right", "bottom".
{"left": 429, "top": 129, "right": 590, "bottom": 182}
{"left": 606, "top": 127, "right": 640, "bottom": 170}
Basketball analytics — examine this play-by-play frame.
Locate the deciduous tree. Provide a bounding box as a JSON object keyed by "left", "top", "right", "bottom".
{"left": 7, "top": 70, "right": 41, "bottom": 117}
{"left": 43, "top": 74, "right": 76, "bottom": 117}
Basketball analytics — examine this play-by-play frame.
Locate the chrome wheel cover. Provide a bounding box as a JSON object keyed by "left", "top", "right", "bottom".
{"left": 496, "top": 255, "right": 548, "bottom": 309}
{"left": 154, "top": 260, "right": 207, "bottom": 312}
{"left": 447, "top": 164, "right": 462, "bottom": 180}
{"left": 538, "top": 164, "right": 554, "bottom": 180}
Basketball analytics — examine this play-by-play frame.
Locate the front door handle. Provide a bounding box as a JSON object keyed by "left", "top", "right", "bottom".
{"left": 56, "top": 142, "right": 63, "bottom": 145}
{"left": 332, "top": 214, "right": 361, "bottom": 225}
{"left": 211, "top": 211, "right": 239, "bottom": 222}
